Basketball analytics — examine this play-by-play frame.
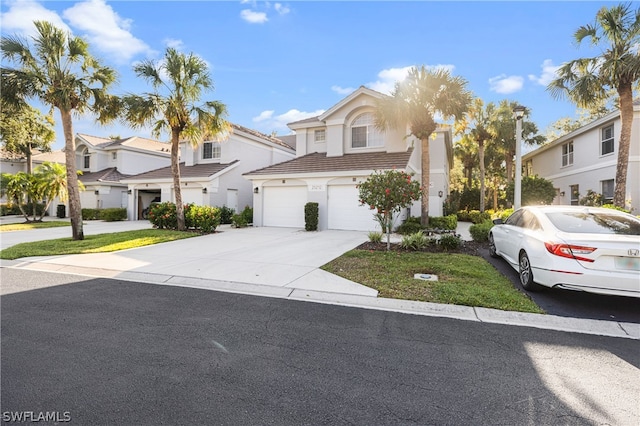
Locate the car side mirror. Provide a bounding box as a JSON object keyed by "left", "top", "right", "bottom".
{"left": 492, "top": 218, "right": 504, "bottom": 225}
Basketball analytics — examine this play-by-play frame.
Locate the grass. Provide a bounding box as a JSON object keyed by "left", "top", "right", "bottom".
{"left": 0, "top": 221, "right": 71, "bottom": 232}
{"left": 322, "top": 250, "right": 544, "bottom": 314}
{"left": 0, "top": 229, "right": 199, "bottom": 260}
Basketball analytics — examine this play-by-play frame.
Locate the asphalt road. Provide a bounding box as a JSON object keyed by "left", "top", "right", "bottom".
{"left": 2, "top": 268, "right": 638, "bottom": 425}
{"left": 478, "top": 247, "right": 640, "bottom": 324}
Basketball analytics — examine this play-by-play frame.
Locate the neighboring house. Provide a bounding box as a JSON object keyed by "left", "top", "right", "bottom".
{"left": 523, "top": 102, "right": 639, "bottom": 213}
{"left": 244, "top": 86, "right": 453, "bottom": 231}
{"left": 121, "top": 124, "right": 296, "bottom": 220}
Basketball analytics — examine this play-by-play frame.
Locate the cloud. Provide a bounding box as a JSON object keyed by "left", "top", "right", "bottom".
{"left": 1, "top": 0, "right": 71, "bottom": 37}
{"left": 240, "top": 9, "right": 268, "bottom": 24}
{"left": 62, "top": 0, "right": 150, "bottom": 63}
{"left": 528, "top": 59, "right": 560, "bottom": 86}
{"left": 163, "top": 38, "right": 184, "bottom": 50}
{"left": 252, "top": 108, "right": 325, "bottom": 133}
{"left": 489, "top": 74, "right": 524, "bottom": 94}
{"left": 274, "top": 3, "right": 290, "bottom": 15}
{"left": 364, "top": 64, "right": 455, "bottom": 94}
{"left": 331, "top": 85, "right": 355, "bottom": 95}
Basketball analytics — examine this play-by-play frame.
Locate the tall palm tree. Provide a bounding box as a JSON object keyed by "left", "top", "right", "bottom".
{"left": 1, "top": 21, "right": 119, "bottom": 239}
{"left": 122, "top": 47, "right": 230, "bottom": 231}
{"left": 453, "top": 134, "right": 478, "bottom": 190}
{"left": 374, "top": 66, "right": 472, "bottom": 226}
{"left": 548, "top": 3, "right": 640, "bottom": 209}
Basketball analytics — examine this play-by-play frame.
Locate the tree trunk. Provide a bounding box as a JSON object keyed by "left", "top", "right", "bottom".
{"left": 613, "top": 82, "right": 633, "bottom": 209}
{"left": 478, "top": 140, "right": 485, "bottom": 212}
{"left": 171, "top": 128, "right": 185, "bottom": 231}
{"left": 505, "top": 151, "right": 514, "bottom": 185}
{"left": 421, "top": 137, "right": 430, "bottom": 227}
{"left": 60, "top": 108, "right": 84, "bottom": 240}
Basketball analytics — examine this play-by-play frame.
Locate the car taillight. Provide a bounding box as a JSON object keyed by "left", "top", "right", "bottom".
{"left": 544, "top": 242, "right": 596, "bottom": 262}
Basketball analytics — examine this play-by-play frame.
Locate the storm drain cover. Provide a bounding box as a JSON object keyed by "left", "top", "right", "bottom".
{"left": 414, "top": 273, "right": 438, "bottom": 281}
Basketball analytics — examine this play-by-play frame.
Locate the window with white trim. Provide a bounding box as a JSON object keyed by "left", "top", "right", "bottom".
{"left": 202, "top": 142, "right": 221, "bottom": 160}
{"left": 112, "top": 152, "right": 117, "bottom": 160}
{"left": 601, "top": 124, "right": 614, "bottom": 155}
{"left": 314, "top": 129, "right": 326, "bottom": 143}
{"left": 601, "top": 179, "right": 614, "bottom": 204}
{"left": 83, "top": 148, "right": 90, "bottom": 169}
{"left": 570, "top": 184, "right": 579, "bottom": 205}
{"left": 351, "top": 112, "right": 383, "bottom": 148}
{"left": 561, "top": 141, "right": 573, "bottom": 167}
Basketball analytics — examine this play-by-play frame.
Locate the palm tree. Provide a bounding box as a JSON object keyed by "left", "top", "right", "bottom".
{"left": 548, "top": 3, "right": 640, "bottom": 209}
{"left": 454, "top": 134, "right": 478, "bottom": 190}
{"left": 34, "top": 162, "right": 71, "bottom": 221}
{"left": 374, "top": 66, "right": 473, "bottom": 226}
{"left": 122, "top": 47, "right": 230, "bottom": 231}
{"left": 1, "top": 21, "right": 119, "bottom": 239}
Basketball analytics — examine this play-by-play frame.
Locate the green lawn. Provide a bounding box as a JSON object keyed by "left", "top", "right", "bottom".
{"left": 0, "top": 229, "right": 199, "bottom": 260}
{"left": 322, "top": 250, "right": 544, "bottom": 313}
{"left": 0, "top": 221, "right": 71, "bottom": 232}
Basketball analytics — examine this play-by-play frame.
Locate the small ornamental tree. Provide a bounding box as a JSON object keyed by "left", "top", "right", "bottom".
{"left": 358, "top": 169, "right": 421, "bottom": 250}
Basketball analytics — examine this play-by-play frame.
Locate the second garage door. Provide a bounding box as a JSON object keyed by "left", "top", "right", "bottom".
{"left": 328, "top": 185, "right": 380, "bottom": 231}
{"left": 263, "top": 186, "right": 307, "bottom": 228}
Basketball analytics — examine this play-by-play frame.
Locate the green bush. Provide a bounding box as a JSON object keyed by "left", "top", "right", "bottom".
{"left": 397, "top": 216, "right": 423, "bottom": 235}
{"left": 148, "top": 202, "right": 177, "bottom": 229}
{"left": 232, "top": 206, "right": 253, "bottom": 228}
{"left": 400, "top": 231, "right": 429, "bottom": 250}
{"left": 305, "top": 202, "right": 319, "bottom": 231}
{"left": 100, "top": 208, "right": 127, "bottom": 222}
{"left": 185, "top": 205, "right": 221, "bottom": 233}
{"left": 469, "top": 220, "right": 494, "bottom": 242}
{"left": 602, "top": 204, "right": 631, "bottom": 213}
{"left": 368, "top": 231, "right": 383, "bottom": 243}
{"left": 499, "top": 208, "right": 514, "bottom": 221}
{"left": 82, "top": 208, "right": 101, "bottom": 220}
{"left": 468, "top": 210, "right": 491, "bottom": 224}
{"left": 439, "top": 234, "right": 461, "bottom": 251}
{"left": 429, "top": 214, "right": 457, "bottom": 230}
{"left": 219, "top": 206, "right": 235, "bottom": 224}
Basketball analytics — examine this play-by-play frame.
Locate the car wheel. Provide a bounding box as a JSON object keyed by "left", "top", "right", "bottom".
{"left": 488, "top": 233, "right": 499, "bottom": 258}
{"left": 519, "top": 251, "right": 542, "bottom": 292}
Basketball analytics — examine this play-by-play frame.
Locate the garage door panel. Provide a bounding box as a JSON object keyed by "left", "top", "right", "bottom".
{"left": 263, "top": 186, "right": 307, "bottom": 228}
{"left": 328, "top": 185, "right": 379, "bottom": 231}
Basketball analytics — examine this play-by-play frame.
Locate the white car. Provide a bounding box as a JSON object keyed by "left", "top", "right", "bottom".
{"left": 489, "top": 205, "right": 640, "bottom": 298}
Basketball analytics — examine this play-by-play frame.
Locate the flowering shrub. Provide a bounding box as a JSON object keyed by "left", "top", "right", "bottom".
{"left": 148, "top": 202, "right": 177, "bottom": 229}
{"left": 185, "top": 204, "right": 221, "bottom": 233}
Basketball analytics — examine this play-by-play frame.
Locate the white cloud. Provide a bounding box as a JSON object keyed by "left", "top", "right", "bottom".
{"left": 489, "top": 74, "right": 524, "bottom": 94}
{"left": 252, "top": 108, "right": 325, "bottom": 133}
{"left": 240, "top": 9, "right": 268, "bottom": 24}
{"left": 1, "top": 0, "right": 71, "bottom": 37}
{"left": 163, "top": 38, "right": 184, "bottom": 50}
{"left": 62, "top": 0, "right": 150, "bottom": 63}
{"left": 274, "top": 3, "right": 290, "bottom": 15}
{"left": 364, "top": 64, "right": 456, "bottom": 94}
{"left": 528, "top": 59, "right": 560, "bottom": 86}
{"left": 331, "top": 85, "right": 355, "bottom": 95}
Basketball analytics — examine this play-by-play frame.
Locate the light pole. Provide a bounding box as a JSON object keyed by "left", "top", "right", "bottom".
{"left": 513, "top": 105, "right": 526, "bottom": 210}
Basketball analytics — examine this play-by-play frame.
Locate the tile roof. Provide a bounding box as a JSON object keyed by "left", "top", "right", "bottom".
{"left": 124, "top": 160, "right": 239, "bottom": 181}
{"left": 79, "top": 167, "right": 130, "bottom": 183}
{"left": 277, "top": 134, "right": 297, "bottom": 149}
{"left": 244, "top": 149, "right": 413, "bottom": 176}
{"left": 33, "top": 150, "right": 66, "bottom": 164}
{"left": 231, "top": 123, "right": 294, "bottom": 151}
{"left": 0, "top": 148, "right": 25, "bottom": 161}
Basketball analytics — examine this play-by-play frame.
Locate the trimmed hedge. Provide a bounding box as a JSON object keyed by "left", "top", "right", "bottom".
{"left": 469, "top": 220, "right": 494, "bottom": 242}
{"left": 304, "top": 202, "right": 319, "bottom": 231}
{"left": 101, "top": 208, "right": 127, "bottom": 222}
{"left": 429, "top": 214, "right": 458, "bottom": 230}
{"left": 81, "top": 208, "right": 101, "bottom": 220}
{"left": 1, "top": 203, "right": 47, "bottom": 217}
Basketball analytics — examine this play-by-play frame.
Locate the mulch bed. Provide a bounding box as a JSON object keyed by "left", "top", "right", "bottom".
{"left": 356, "top": 240, "right": 488, "bottom": 257}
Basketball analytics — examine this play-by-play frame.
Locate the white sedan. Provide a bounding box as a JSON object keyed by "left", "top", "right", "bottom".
{"left": 489, "top": 205, "right": 640, "bottom": 298}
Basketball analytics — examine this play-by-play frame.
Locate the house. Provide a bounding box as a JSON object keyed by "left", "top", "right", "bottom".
{"left": 244, "top": 86, "right": 453, "bottom": 231}
{"left": 121, "top": 124, "right": 296, "bottom": 220}
{"left": 522, "top": 102, "right": 640, "bottom": 213}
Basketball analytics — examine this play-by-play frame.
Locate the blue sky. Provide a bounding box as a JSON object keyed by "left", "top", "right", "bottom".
{"left": 1, "top": 0, "right": 616, "bottom": 150}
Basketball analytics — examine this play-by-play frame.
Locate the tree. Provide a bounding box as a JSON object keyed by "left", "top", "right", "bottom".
{"left": 548, "top": 3, "right": 640, "bottom": 209}
{"left": 506, "top": 175, "right": 556, "bottom": 206}
{"left": 454, "top": 134, "right": 478, "bottom": 190}
{"left": 374, "top": 66, "right": 473, "bottom": 227}
{"left": 0, "top": 101, "right": 55, "bottom": 173}
{"left": 1, "top": 21, "right": 120, "bottom": 239}
{"left": 358, "top": 169, "right": 421, "bottom": 250}
{"left": 122, "top": 47, "right": 230, "bottom": 231}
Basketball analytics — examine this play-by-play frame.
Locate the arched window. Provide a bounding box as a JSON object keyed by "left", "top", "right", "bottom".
{"left": 350, "top": 112, "right": 383, "bottom": 148}
{"left": 83, "top": 148, "right": 90, "bottom": 169}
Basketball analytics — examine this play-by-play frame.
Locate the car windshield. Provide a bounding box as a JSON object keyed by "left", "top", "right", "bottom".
{"left": 546, "top": 211, "right": 640, "bottom": 235}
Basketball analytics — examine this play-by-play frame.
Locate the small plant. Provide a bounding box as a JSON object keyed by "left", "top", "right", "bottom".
{"left": 219, "top": 205, "right": 234, "bottom": 224}
{"left": 397, "top": 216, "right": 423, "bottom": 235}
{"left": 429, "top": 214, "right": 458, "bottom": 230}
{"left": 368, "top": 231, "right": 383, "bottom": 243}
{"left": 439, "top": 234, "right": 461, "bottom": 251}
{"left": 232, "top": 205, "right": 253, "bottom": 228}
{"left": 400, "top": 230, "right": 428, "bottom": 250}
{"left": 469, "top": 220, "right": 494, "bottom": 242}
{"left": 185, "top": 205, "right": 221, "bottom": 233}
{"left": 305, "top": 202, "right": 319, "bottom": 231}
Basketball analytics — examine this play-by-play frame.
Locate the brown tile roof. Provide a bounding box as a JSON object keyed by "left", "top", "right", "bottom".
{"left": 231, "top": 123, "right": 294, "bottom": 151}
{"left": 79, "top": 167, "right": 130, "bottom": 183}
{"left": 244, "top": 149, "right": 413, "bottom": 176}
{"left": 0, "top": 148, "right": 25, "bottom": 161}
{"left": 123, "top": 161, "right": 239, "bottom": 181}
{"left": 33, "top": 150, "right": 66, "bottom": 164}
{"left": 107, "top": 136, "right": 170, "bottom": 153}
{"left": 277, "top": 134, "right": 296, "bottom": 149}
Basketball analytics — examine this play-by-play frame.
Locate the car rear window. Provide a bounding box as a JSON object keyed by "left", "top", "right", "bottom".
{"left": 546, "top": 211, "right": 640, "bottom": 235}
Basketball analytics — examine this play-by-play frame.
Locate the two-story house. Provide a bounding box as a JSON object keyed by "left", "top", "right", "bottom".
{"left": 523, "top": 101, "right": 639, "bottom": 213}
{"left": 244, "top": 87, "right": 453, "bottom": 231}
{"left": 121, "top": 124, "right": 296, "bottom": 220}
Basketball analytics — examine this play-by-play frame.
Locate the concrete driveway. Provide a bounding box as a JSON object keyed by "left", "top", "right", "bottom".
{"left": 2, "top": 223, "right": 377, "bottom": 296}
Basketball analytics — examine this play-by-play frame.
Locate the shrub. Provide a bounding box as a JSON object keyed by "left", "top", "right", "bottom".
{"left": 469, "top": 220, "right": 494, "bottom": 242}
{"left": 506, "top": 175, "right": 556, "bottom": 205}
{"left": 82, "top": 208, "right": 101, "bottom": 220}
{"left": 232, "top": 206, "right": 253, "bottom": 228}
{"left": 499, "top": 208, "right": 514, "bottom": 221}
{"left": 602, "top": 204, "right": 631, "bottom": 213}
{"left": 429, "top": 214, "right": 457, "bottom": 230}
{"left": 468, "top": 210, "right": 491, "bottom": 224}
{"left": 439, "top": 234, "right": 461, "bottom": 251}
{"left": 100, "top": 208, "right": 127, "bottom": 222}
{"left": 368, "top": 231, "right": 383, "bottom": 243}
{"left": 305, "top": 202, "right": 319, "bottom": 231}
{"left": 397, "top": 216, "right": 423, "bottom": 235}
{"left": 185, "top": 205, "right": 221, "bottom": 233}
{"left": 148, "top": 202, "right": 177, "bottom": 229}
{"left": 219, "top": 206, "right": 234, "bottom": 224}
{"left": 456, "top": 210, "right": 471, "bottom": 222}
{"left": 400, "top": 230, "right": 429, "bottom": 250}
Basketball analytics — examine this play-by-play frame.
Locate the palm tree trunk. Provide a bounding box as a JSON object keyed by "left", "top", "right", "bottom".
{"left": 421, "top": 137, "right": 430, "bottom": 227}
{"left": 505, "top": 152, "right": 514, "bottom": 185}
{"left": 479, "top": 140, "right": 485, "bottom": 212}
{"left": 171, "top": 128, "right": 185, "bottom": 231}
{"left": 60, "top": 108, "right": 84, "bottom": 240}
{"left": 613, "top": 82, "right": 633, "bottom": 209}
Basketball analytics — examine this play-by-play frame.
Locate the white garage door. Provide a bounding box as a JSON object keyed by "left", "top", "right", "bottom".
{"left": 328, "top": 185, "right": 380, "bottom": 231}
{"left": 263, "top": 186, "right": 307, "bottom": 228}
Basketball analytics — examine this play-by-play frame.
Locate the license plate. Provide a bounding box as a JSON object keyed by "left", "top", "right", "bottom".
{"left": 615, "top": 257, "right": 640, "bottom": 271}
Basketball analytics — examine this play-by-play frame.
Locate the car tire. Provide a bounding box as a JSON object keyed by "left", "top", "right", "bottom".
{"left": 488, "top": 233, "right": 499, "bottom": 258}
{"left": 519, "top": 251, "right": 543, "bottom": 292}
